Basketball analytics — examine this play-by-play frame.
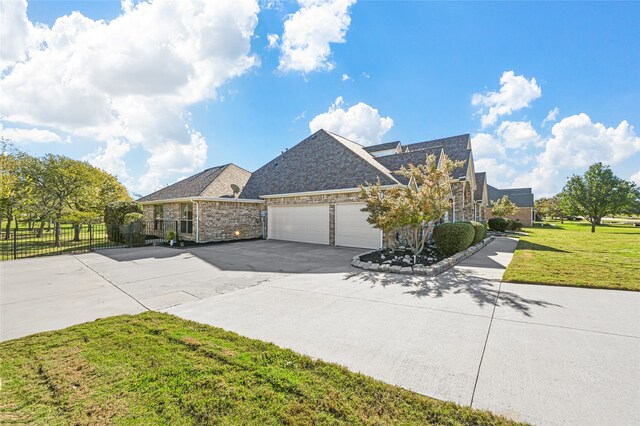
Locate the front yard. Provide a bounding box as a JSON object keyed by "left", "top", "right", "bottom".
{"left": 0, "top": 312, "right": 520, "bottom": 425}
{"left": 503, "top": 220, "right": 640, "bottom": 291}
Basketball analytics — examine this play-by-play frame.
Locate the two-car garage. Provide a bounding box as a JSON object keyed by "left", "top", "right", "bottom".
{"left": 267, "top": 203, "right": 382, "bottom": 249}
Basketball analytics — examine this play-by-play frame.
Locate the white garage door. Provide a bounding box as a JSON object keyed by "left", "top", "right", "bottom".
{"left": 335, "top": 203, "right": 382, "bottom": 249}
{"left": 268, "top": 205, "right": 330, "bottom": 245}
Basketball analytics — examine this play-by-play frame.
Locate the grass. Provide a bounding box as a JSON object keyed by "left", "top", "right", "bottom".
{"left": 503, "top": 220, "right": 640, "bottom": 291}
{"left": 0, "top": 312, "right": 521, "bottom": 425}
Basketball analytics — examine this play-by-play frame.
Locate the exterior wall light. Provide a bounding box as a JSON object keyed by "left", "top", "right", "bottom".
{"left": 234, "top": 230, "right": 240, "bottom": 237}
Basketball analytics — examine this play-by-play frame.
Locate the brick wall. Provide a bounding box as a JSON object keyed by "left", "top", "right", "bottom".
{"left": 197, "top": 201, "right": 263, "bottom": 243}
{"left": 485, "top": 207, "right": 533, "bottom": 227}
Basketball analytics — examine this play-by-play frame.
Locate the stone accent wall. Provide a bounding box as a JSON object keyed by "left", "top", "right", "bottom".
{"left": 451, "top": 181, "right": 474, "bottom": 221}
{"left": 201, "top": 164, "right": 251, "bottom": 198}
{"left": 485, "top": 207, "right": 533, "bottom": 227}
{"left": 197, "top": 201, "right": 263, "bottom": 243}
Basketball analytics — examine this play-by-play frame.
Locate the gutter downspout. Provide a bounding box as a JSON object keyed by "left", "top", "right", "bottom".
{"left": 195, "top": 201, "right": 199, "bottom": 243}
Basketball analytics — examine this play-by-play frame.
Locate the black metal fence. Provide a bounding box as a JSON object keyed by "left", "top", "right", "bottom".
{"left": 0, "top": 220, "right": 179, "bottom": 261}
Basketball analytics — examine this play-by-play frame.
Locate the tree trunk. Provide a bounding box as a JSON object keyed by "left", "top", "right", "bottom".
{"left": 47, "top": 220, "right": 51, "bottom": 232}
{"left": 595, "top": 217, "right": 602, "bottom": 225}
{"left": 560, "top": 214, "right": 564, "bottom": 224}
{"left": 73, "top": 223, "right": 82, "bottom": 242}
{"left": 36, "top": 220, "right": 45, "bottom": 238}
{"left": 591, "top": 222, "right": 596, "bottom": 233}
{"left": 4, "top": 208, "right": 12, "bottom": 240}
{"left": 54, "top": 221, "right": 61, "bottom": 247}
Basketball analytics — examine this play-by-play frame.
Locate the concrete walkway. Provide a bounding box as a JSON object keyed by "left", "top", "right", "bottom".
{"left": 1, "top": 238, "right": 638, "bottom": 425}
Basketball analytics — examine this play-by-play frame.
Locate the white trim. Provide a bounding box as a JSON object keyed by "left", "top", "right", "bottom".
{"left": 140, "top": 197, "right": 264, "bottom": 205}
{"left": 259, "top": 185, "right": 399, "bottom": 199}
{"left": 195, "top": 201, "right": 200, "bottom": 243}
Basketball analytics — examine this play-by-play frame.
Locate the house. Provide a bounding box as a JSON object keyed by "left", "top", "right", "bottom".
{"left": 137, "top": 164, "right": 265, "bottom": 243}
{"left": 139, "top": 129, "right": 526, "bottom": 249}
{"left": 485, "top": 185, "right": 535, "bottom": 226}
{"left": 474, "top": 172, "right": 489, "bottom": 221}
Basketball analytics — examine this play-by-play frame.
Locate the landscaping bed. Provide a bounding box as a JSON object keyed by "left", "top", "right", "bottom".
{"left": 359, "top": 245, "right": 446, "bottom": 267}
{"left": 352, "top": 237, "right": 495, "bottom": 276}
{"left": 0, "top": 312, "right": 520, "bottom": 425}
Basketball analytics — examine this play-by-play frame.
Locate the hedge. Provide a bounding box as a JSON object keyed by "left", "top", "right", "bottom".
{"left": 460, "top": 221, "right": 486, "bottom": 245}
{"left": 432, "top": 222, "right": 475, "bottom": 256}
{"left": 488, "top": 217, "right": 508, "bottom": 232}
{"left": 507, "top": 219, "right": 523, "bottom": 231}
{"left": 105, "top": 201, "right": 142, "bottom": 243}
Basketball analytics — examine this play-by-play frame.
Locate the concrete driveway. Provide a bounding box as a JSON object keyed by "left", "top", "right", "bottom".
{"left": 1, "top": 238, "right": 639, "bottom": 425}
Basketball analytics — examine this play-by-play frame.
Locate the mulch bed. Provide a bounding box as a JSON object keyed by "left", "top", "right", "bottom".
{"left": 359, "top": 245, "right": 446, "bottom": 267}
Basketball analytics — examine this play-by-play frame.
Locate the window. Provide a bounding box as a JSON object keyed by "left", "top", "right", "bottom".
{"left": 180, "top": 203, "right": 193, "bottom": 234}
{"left": 154, "top": 205, "right": 164, "bottom": 230}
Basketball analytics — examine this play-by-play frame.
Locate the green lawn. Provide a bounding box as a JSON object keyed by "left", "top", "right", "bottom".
{"left": 0, "top": 312, "right": 520, "bottom": 425}
{"left": 503, "top": 220, "right": 640, "bottom": 291}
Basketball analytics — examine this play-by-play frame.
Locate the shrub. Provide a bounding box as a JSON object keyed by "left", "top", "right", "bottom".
{"left": 488, "top": 217, "right": 508, "bottom": 232}
{"left": 432, "top": 222, "right": 475, "bottom": 256}
{"left": 105, "top": 201, "right": 142, "bottom": 242}
{"left": 464, "top": 221, "right": 486, "bottom": 245}
{"left": 123, "top": 212, "right": 143, "bottom": 224}
{"left": 507, "top": 219, "right": 523, "bottom": 231}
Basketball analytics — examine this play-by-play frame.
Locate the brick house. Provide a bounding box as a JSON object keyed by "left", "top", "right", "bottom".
{"left": 485, "top": 185, "right": 535, "bottom": 226}
{"left": 139, "top": 129, "right": 532, "bottom": 249}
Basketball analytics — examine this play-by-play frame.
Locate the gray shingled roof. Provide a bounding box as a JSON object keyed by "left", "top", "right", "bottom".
{"left": 240, "top": 130, "right": 399, "bottom": 199}
{"left": 403, "top": 134, "right": 471, "bottom": 179}
{"left": 374, "top": 147, "right": 443, "bottom": 184}
{"left": 137, "top": 165, "right": 228, "bottom": 202}
{"left": 364, "top": 141, "right": 401, "bottom": 153}
{"left": 487, "top": 185, "right": 534, "bottom": 208}
{"left": 474, "top": 172, "right": 486, "bottom": 201}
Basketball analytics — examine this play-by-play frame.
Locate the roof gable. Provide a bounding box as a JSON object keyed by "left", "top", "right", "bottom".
{"left": 403, "top": 134, "right": 471, "bottom": 179}
{"left": 487, "top": 184, "right": 534, "bottom": 207}
{"left": 374, "top": 147, "right": 443, "bottom": 184}
{"left": 240, "top": 130, "right": 399, "bottom": 198}
{"left": 474, "top": 172, "right": 486, "bottom": 202}
{"left": 137, "top": 165, "right": 229, "bottom": 202}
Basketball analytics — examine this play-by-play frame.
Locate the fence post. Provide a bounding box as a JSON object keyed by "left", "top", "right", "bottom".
{"left": 13, "top": 227, "right": 17, "bottom": 260}
{"left": 89, "top": 224, "right": 93, "bottom": 251}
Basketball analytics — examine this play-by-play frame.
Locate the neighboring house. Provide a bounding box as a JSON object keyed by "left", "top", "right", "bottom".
{"left": 139, "top": 129, "right": 529, "bottom": 249}
{"left": 474, "top": 172, "right": 489, "bottom": 221}
{"left": 137, "top": 164, "right": 264, "bottom": 243}
{"left": 485, "top": 185, "right": 535, "bottom": 226}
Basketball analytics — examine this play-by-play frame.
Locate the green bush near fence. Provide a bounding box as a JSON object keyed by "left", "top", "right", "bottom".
{"left": 105, "top": 202, "right": 142, "bottom": 243}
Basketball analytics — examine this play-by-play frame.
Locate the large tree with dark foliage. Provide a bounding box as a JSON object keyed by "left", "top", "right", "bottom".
{"left": 563, "top": 162, "right": 639, "bottom": 233}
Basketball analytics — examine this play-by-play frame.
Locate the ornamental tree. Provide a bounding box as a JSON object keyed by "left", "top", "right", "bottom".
{"left": 562, "top": 162, "right": 639, "bottom": 233}
{"left": 359, "top": 153, "right": 463, "bottom": 255}
{"left": 490, "top": 195, "right": 518, "bottom": 217}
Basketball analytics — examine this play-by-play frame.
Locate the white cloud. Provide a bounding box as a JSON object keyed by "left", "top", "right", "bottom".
{"left": 630, "top": 171, "right": 640, "bottom": 186}
{"left": 309, "top": 96, "right": 393, "bottom": 146}
{"left": 84, "top": 138, "right": 131, "bottom": 178}
{"left": 277, "top": 0, "right": 356, "bottom": 73}
{"left": 0, "top": 0, "right": 44, "bottom": 71}
{"left": 0, "top": 0, "right": 260, "bottom": 193}
{"left": 267, "top": 33, "right": 279, "bottom": 49}
{"left": 361, "top": 72, "right": 370, "bottom": 79}
{"left": 472, "top": 71, "right": 542, "bottom": 128}
{"left": 471, "top": 133, "right": 505, "bottom": 159}
{"left": 341, "top": 73, "right": 350, "bottom": 81}
{"left": 292, "top": 110, "right": 306, "bottom": 123}
{"left": 496, "top": 121, "right": 541, "bottom": 149}
{"left": 542, "top": 107, "right": 559, "bottom": 126}
{"left": 474, "top": 158, "right": 516, "bottom": 188}
{"left": 0, "top": 124, "right": 61, "bottom": 143}
{"left": 513, "top": 113, "right": 640, "bottom": 196}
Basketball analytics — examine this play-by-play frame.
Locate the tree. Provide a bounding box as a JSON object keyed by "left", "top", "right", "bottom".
{"left": 0, "top": 141, "right": 33, "bottom": 239}
{"left": 562, "top": 162, "right": 638, "bottom": 233}
{"left": 20, "top": 155, "right": 131, "bottom": 246}
{"left": 535, "top": 193, "right": 572, "bottom": 223}
{"left": 490, "top": 195, "right": 518, "bottom": 217}
{"left": 359, "top": 153, "right": 464, "bottom": 255}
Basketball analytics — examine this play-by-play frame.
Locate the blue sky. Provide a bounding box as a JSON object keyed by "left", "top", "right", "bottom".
{"left": 1, "top": 0, "right": 638, "bottom": 197}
